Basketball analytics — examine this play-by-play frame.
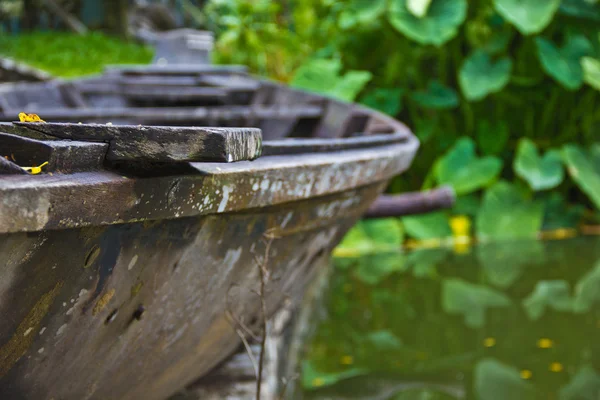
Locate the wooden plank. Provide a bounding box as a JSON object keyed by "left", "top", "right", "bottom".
{"left": 3, "top": 123, "right": 263, "bottom": 163}
{"left": 0, "top": 105, "right": 324, "bottom": 124}
{"left": 104, "top": 64, "right": 248, "bottom": 76}
{"left": 0, "top": 132, "right": 107, "bottom": 172}
{"left": 262, "top": 131, "right": 410, "bottom": 156}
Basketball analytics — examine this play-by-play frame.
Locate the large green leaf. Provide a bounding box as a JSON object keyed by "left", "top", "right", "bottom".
{"left": 514, "top": 138, "right": 564, "bottom": 191}
{"left": 559, "top": 0, "right": 600, "bottom": 22}
{"left": 337, "top": 218, "right": 404, "bottom": 254}
{"left": 582, "top": 56, "right": 600, "bottom": 91}
{"left": 442, "top": 279, "right": 511, "bottom": 328}
{"left": 402, "top": 211, "right": 452, "bottom": 240}
{"left": 338, "top": 0, "right": 387, "bottom": 29}
{"left": 535, "top": 36, "right": 592, "bottom": 90}
{"left": 542, "top": 192, "right": 586, "bottom": 230}
{"left": 407, "top": 0, "right": 433, "bottom": 17}
{"left": 459, "top": 50, "right": 513, "bottom": 101}
{"left": 388, "top": 0, "right": 468, "bottom": 46}
{"left": 290, "top": 58, "right": 372, "bottom": 101}
{"left": 493, "top": 0, "right": 561, "bottom": 35}
{"left": 474, "top": 358, "right": 536, "bottom": 400}
{"left": 563, "top": 144, "right": 600, "bottom": 209}
{"left": 522, "top": 280, "right": 574, "bottom": 320}
{"left": 434, "top": 137, "right": 503, "bottom": 195}
{"left": 360, "top": 88, "right": 404, "bottom": 116}
{"left": 476, "top": 181, "right": 544, "bottom": 240}
{"left": 411, "top": 80, "right": 459, "bottom": 109}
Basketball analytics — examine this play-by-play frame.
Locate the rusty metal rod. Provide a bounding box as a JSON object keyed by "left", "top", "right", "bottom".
{"left": 364, "top": 185, "right": 456, "bottom": 218}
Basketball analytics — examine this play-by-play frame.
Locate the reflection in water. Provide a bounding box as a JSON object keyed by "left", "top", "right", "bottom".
{"left": 300, "top": 236, "right": 600, "bottom": 399}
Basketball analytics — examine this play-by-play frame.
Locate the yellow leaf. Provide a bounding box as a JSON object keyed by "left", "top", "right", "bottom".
{"left": 21, "top": 161, "right": 48, "bottom": 175}
{"left": 18, "top": 112, "right": 46, "bottom": 123}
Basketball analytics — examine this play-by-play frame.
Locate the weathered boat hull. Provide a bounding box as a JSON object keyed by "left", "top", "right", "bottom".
{"left": 0, "top": 140, "right": 417, "bottom": 400}
{"left": 0, "top": 63, "right": 419, "bottom": 399}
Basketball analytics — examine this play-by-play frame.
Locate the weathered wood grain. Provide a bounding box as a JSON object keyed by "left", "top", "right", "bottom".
{"left": 1, "top": 123, "right": 263, "bottom": 163}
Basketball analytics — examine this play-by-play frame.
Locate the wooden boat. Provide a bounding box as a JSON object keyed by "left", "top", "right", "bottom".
{"left": 0, "top": 64, "right": 419, "bottom": 399}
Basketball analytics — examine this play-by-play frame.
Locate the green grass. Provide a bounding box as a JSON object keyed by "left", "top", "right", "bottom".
{"left": 0, "top": 31, "right": 154, "bottom": 77}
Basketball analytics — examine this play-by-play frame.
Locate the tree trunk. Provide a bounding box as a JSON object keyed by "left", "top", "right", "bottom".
{"left": 105, "top": 0, "right": 130, "bottom": 40}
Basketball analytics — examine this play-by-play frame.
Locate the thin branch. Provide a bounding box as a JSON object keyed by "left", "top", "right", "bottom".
{"left": 236, "top": 328, "right": 259, "bottom": 378}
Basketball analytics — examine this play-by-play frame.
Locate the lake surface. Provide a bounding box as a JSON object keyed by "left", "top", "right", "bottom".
{"left": 299, "top": 236, "right": 600, "bottom": 400}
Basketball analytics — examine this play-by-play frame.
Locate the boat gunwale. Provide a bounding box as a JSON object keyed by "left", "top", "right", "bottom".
{"left": 0, "top": 135, "right": 419, "bottom": 235}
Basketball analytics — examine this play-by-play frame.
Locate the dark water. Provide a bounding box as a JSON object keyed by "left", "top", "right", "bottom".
{"left": 300, "top": 236, "right": 600, "bottom": 400}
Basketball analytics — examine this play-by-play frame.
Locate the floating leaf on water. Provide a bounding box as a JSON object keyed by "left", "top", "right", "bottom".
{"left": 434, "top": 137, "right": 503, "bottom": 195}
{"left": 459, "top": 50, "right": 513, "bottom": 101}
{"left": 476, "top": 181, "right": 544, "bottom": 241}
{"left": 474, "top": 358, "right": 536, "bottom": 400}
{"left": 411, "top": 80, "right": 460, "bottom": 109}
{"left": 442, "top": 278, "right": 511, "bottom": 328}
{"left": 514, "top": 138, "right": 564, "bottom": 191}
{"left": 364, "top": 329, "right": 404, "bottom": 350}
{"left": 493, "top": 0, "right": 561, "bottom": 35}
{"left": 535, "top": 35, "right": 592, "bottom": 90}
{"left": 388, "top": 0, "right": 468, "bottom": 46}
{"left": 522, "top": 280, "right": 574, "bottom": 320}
{"left": 562, "top": 144, "right": 600, "bottom": 210}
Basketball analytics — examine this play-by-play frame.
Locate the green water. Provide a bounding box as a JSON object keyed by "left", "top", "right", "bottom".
{"left": 300, "top": 236, "right": 600, "bottom": 400}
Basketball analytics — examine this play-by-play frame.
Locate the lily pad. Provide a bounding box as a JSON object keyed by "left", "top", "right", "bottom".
{"left": 402, "top": 211, "right": 452, "bottom": 240}
{"left": 442, "top": 278, "right": 511, "bottom": 328}
{"left": 493, "top": 0, "right": 561, "bottom": 35}
{"left": 563, "top": 144, "right": 600, "bottom": 209}
{"left": 360, "top": 88, "right": 404, "bottom": 116}
{"left": 474, "top": 358, "right": 536, "bottom": 400}
{"left": 477, "top": 181, "right": 544, "bottom": 241}
{"left": 535, "top": 35, "right": 592, "bottom": 90}
{"left": 523, "top": 280, "right": 574, "bottom": 320}
{"left": 582, "top": 56, "right": 600, "bottom": 91}
{"left": 514, "top": 138, "right": 564, "bottom": 191}
{"left": 411, "top": 80, "right": 460, "bottom": 109}
{"left": 434, "top": 137, "right": 503, "bottom": 195}
{"left": 388, "top": 0, "right": 468, "bottom": 46}
{"left": 459, "top": 50, "right": 513, "bottom": 101}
